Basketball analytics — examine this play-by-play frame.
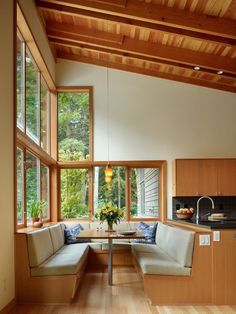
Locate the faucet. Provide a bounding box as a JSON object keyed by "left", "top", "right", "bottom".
{"left": 196, "top": 196, "right": 215, "bottom": 223}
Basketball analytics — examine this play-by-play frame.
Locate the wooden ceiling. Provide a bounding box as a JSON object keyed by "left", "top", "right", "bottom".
{"left": 35, "top": 0, "right": 236, "bottom": 93}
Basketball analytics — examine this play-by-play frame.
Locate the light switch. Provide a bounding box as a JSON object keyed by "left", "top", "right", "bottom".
{"left": 213, "top": 231, "right": 220, "bottom": 242}
{"left": 199, "top": 234, "right": 211, "bottom": 246}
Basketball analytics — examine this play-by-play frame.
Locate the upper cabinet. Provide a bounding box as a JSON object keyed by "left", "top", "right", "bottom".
{"left": 173, "top": 159, "right": 236, "bottom": 197}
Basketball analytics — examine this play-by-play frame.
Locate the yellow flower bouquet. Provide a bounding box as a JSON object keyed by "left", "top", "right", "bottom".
{"left": 95, "top": 204, "right": 124, "bottom": 231}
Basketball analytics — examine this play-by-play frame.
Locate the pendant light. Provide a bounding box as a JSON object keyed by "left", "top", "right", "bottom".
{"left": 104, "top": 67, "right": 113, "bottom": 180}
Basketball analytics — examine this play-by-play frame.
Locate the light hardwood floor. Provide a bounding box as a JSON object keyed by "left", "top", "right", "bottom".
{"left": 10, "top": 268, "right": 236, "bottom": 314}
{"left": 10, "top": 267, "right": 157, "bottom": 314}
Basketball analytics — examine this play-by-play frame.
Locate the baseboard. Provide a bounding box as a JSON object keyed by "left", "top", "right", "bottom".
{"left": 0, "top": 298, "right": 15, "bottom": 314}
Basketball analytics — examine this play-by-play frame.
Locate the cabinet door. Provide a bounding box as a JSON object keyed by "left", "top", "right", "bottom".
{"left": 198, "top": 160, "right": 218, "bottom": 196}
{"left": 175, "top": 159, "right": 199, "bottom": 196}
{"left": 217, "top": 159, "right": 236, "bottom": 196}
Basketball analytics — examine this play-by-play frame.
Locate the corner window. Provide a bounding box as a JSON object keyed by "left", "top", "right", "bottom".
{"left": 58, "top": 91, "right": 91, "bottom": 161}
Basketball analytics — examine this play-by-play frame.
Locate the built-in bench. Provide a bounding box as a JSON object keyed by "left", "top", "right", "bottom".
{"left": 16, "top": 221, "right": 213, "bottom": 305}
{"left": 132, "top": 222, "right": 213, "bottom": 305}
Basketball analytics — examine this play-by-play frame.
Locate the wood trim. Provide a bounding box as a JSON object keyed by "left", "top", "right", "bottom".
{"left": 51, "top": 38, "right": 236, "bottom": 80}
{"left": 48, "top": 26, "right": 236, "bottom": 74}
{"left": 47, "top": 21, "right": 124, "bottom": 45}
{"left": 17, "top": 3, "right": 56, "bottom": 91}
{"left": 17, "top": 128, "right": 56, "bottom": 166}
{"left": 56, "top": 53, "right": 236, "bottom": 94}
{"left": 58, "top": 160, "right": 166, "bottom": 168}
{"left": 0, "top": 299, "right": 16, "bottom": 314}
{"left": 36, "top": 0, "right": 236, "bottom": 46}
{"left": 40, "top": 0, "right": 236, "bottom": 39}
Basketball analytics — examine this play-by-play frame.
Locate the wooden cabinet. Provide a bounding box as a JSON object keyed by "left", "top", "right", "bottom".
{"left": 173, "top": 159, "right": 236, "bottom": 196}
{"left": 212, "top": 230, "right": 236, "bottom": 304}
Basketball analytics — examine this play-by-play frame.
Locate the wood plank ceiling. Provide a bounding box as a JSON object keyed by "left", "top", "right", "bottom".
{"left": 35, "top": 0, "right": 236, "bottom": 93}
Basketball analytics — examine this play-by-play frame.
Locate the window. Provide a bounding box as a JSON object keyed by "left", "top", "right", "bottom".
{"left": 94, "top": 166, "right": 126, "bottom": 213}
{"left": 60, "top": 168, "right": 89, "bottom": 219}
{"left": 16, "top": 149, "right": 51, "bottom": 226}
{"left": 130, "top": 168, "right": 160, "bottom": 219}
{"left": 41, "top": 77, "right": 50, "bottom": 153}
{"left": 16, "top": 30, "right": 51, "bottom": 153}
{"left": 41, "top": 164, "right": 50, "bottom": 219}
{"left": 26, "top": 49, "right": 40, "bottom": 144}
{"left": 17, "top": 32, "right": 25, "bottom": 130}
{"left": 17, "top": 148, "right": 24, "bottom": 225}
{"left": 58, "top": 91, "right": 91, "bottom": 161}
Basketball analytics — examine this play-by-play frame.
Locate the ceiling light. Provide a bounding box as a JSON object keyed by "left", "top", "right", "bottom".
{"left": 217, "top": 70, "right": 224, "bottom": 75}
{"left": 194, "top": 66, "right": 200, "bottom": 71}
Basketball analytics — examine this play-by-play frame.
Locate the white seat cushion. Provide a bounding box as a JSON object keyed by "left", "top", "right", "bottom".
{"left": 31, "top": 243, "right": 89, "bottom": 276}
{"left": 27, "top": 228, "right": 54, "bottom": 267}
{"left": 49, "top": 224, "right": 65, "bottom": 253}
{"left": 131, "top": 243, "right": 160, "bottom": 253}
{"left": 133, "top": 249, "right": 191, "bottom": 276}
{"left": 156, "top": 223, "right": 195, "bottom": 267}
{"left": 101, "top": 242, "right": 131, "bottom": 251}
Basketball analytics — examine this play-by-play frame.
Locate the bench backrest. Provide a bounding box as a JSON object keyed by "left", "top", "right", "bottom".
{"left": 155, "top": 223, "right": 195, "bottom": 267}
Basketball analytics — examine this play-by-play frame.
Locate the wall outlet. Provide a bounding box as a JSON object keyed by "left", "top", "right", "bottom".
{"left": 213, "top": 231, "right": 220, "bottom": 242}
{"left": 199, "top": 234, "right": 211, "bottom": 246}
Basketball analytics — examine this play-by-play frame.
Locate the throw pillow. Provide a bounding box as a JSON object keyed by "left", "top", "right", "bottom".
{"left": 64, "top": 223, "right": 89, "bottom": 244}
{"left": 132, "top": 222, "right": 158, "bottom": 244}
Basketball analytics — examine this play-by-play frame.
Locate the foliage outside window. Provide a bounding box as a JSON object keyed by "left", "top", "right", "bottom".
{"left": 26, "top": 49, "right": 40, "bottom": 144}
{"left": 58, "top": 92, "right": 90, "bottom": 161}
{"left": 41, "top": 77, "right": 50, "bottom": 153}
{"left": 94, "top": 166, "right": 126, "bottom": 214}
{"left": 17, "top": 148, "right": 24, "bottom": 224}
{"left": 16, "top": 30, "right": 51, "bottom": 153}
{"left": 130, "top": 168, "right": 160, "bottom": 218}
{"left": 41, "top": 164, "right": 50, "bottom": 219}
{"left": 60, "top": 169, "right": 89, "bottom": 219}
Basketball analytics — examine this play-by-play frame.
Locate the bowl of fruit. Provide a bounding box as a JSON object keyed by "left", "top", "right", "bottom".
{"left": 176, "top": 208, "right": 194, "bottom": 220}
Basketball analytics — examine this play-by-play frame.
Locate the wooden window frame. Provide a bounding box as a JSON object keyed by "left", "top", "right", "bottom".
{"left": 58, "top": 160, "right": 166, "bottom": 222}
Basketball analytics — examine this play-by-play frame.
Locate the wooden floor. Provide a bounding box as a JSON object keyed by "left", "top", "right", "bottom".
{"left": 10, "top": 267, "right": 236, "bottom": 314}
{"left": 10, "top": 267, "right": 157, "bottom": 314}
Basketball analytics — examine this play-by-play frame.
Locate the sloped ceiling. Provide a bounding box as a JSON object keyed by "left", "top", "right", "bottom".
{"left": 35, "top": 0, "right": 236, "bottom": 93}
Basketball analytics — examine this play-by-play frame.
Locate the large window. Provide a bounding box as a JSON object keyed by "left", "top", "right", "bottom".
{"left": 59, "top": 163, "right": 163, "bottom": 221}
{"left": 17, "top": 148, "right": 24, "bottom": 224}
{"left": 60, "top": 169, "right": 89, "bottom": 219}
{"left": 16, "top": 149, "right": 50, "bottom": 226}
{"left": 16, "top": 31, "right": 51, "bottom": 154}
{"left": 58, "top": 91, "right": 91, "bottom": 161}
{"left": 17, "top": 32, "right": 25, "bottom": 130}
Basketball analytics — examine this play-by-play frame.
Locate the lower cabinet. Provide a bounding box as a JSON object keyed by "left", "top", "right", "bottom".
{"left": 212, "top": 230, "right": 236, "bottom": 304}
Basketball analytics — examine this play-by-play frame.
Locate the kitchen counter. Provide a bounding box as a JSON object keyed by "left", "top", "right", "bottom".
{"left": 168, "top": 217, "right": 236, "bottom": 229}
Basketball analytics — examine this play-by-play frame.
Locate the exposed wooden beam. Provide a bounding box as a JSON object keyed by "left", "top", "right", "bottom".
{"left": 38, "top": 0, "right": 236, "bottom": 39}
{"left": 50, "top": 37, "right": 236, "bottom": 79}
{"left": 46, "top": 24, "right": 236, "bottom": 74}
{"left": 36, "top": 0, "right": 236, "bottom": 46}
{"left": 55, "top": 51, "right": 236, "bottom": 93}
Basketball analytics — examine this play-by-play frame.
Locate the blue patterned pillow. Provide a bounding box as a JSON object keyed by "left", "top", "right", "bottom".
{"left": 64, "top": 224, "right": 89, "bottom": 244}
{"left": 132, "top": 222, "right": 158, "bottom": 244}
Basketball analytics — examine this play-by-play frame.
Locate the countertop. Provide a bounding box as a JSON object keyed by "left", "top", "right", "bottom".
{"left": 169, "top": 217, "right": 236, "bottom": 229}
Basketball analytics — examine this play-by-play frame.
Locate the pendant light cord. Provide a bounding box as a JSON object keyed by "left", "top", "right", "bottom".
{"left": 107, "top": 67, "right": 110, "bottom": 163}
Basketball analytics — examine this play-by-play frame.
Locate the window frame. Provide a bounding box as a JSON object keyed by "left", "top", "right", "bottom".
{"left": 58, "top": 161, "right": 166, "bottom": 222}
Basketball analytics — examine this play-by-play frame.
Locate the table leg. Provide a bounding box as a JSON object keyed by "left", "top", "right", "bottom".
{"left": 108, "top": 238, "right": 113, "bottom": 285}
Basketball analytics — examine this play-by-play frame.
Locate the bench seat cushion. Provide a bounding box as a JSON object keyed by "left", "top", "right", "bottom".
{"left": 101, "top": 242, "right": 131, "bottom": 251}
{"left": 133, "top": 248, "right": 191, "bottom": 276}
{"left": 131, "top": 243, "right": 160, "bottom": 253}
{"left": 31, "top": 243, "right": 89, "bottom": 276}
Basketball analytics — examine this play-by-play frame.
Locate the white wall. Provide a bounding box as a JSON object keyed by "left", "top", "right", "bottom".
{"left": 0, "top": 0, "right": 15, "bottom": 310}
{"left": 56, "top": 60, "right": 236, "bottom": 215}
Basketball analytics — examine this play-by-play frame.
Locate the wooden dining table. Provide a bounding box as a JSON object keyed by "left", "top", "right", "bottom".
{"left": 77, "top": 228, "right": 145, "bottom": 285}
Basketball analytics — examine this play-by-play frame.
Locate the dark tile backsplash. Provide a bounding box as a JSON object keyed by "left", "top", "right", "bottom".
{"left": 172, "top": 197, "right": 236, "bottom": 220}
